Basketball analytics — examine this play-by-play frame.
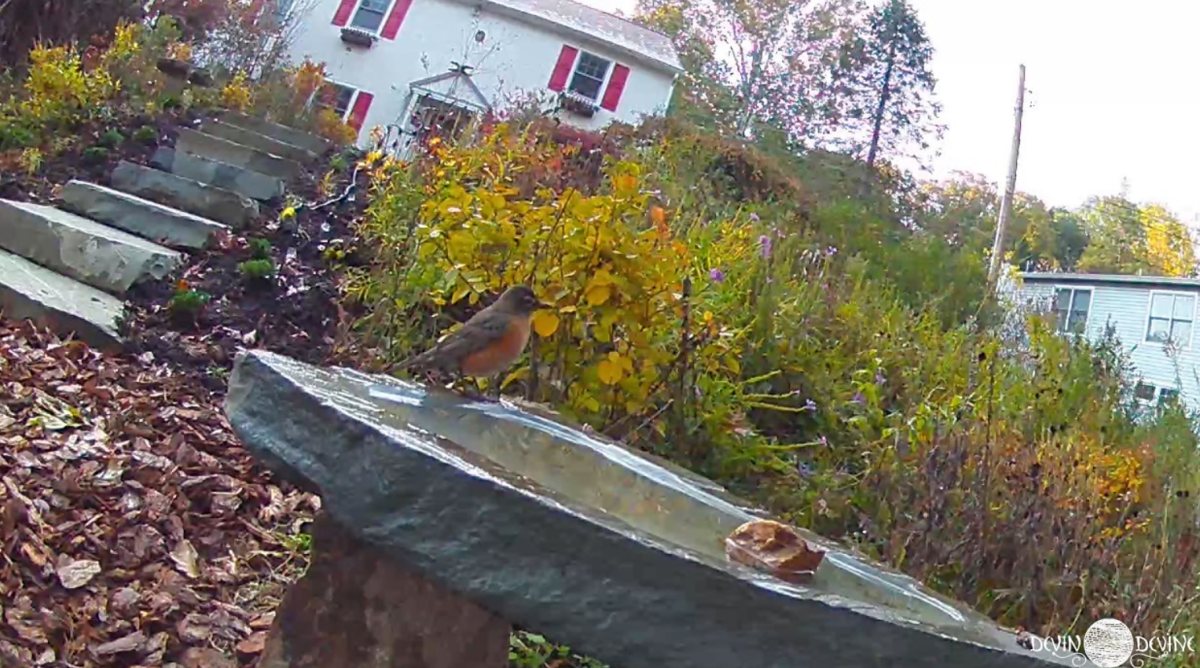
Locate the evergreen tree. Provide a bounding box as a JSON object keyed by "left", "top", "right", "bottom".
{"left": 837, "top": 0, "right": 942, "bottom": 167}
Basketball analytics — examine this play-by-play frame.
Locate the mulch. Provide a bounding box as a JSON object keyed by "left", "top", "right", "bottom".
{"left": 0, "top": 319, "right": 317, "bottom": 667}
{"left": 0, "top": 111, "right": 376, "bottom": 666}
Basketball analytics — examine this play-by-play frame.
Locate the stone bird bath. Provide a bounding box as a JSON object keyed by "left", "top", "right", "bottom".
{"left": 225, "top": 349, "right": 1091, "bottom": 668}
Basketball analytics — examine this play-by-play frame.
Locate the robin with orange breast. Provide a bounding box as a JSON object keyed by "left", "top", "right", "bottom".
{"left": 399, "top": 285, "right": 550, "bottom": 397}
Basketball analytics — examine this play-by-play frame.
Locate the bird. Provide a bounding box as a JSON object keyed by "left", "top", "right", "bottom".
{"left": 399, "top": 285, "right": 550, "bottom": 397}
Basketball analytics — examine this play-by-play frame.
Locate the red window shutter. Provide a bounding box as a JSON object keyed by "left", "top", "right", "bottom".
{"left": 332, "top": 0, "right": 357, "bottom": 26}
{"left": 601, "top": 64, "right": 630, "bottom": 112}
{"left": 348, "top": 91, "right": 374, "bottom": 133}
{"left": 548, "top": 45, "right": 578, "bottom": 92}
{"left": 380, "top": 0, "right": 414, "bottom": 39}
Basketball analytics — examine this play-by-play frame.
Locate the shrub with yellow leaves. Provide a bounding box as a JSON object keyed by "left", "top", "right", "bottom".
{"left": 221, "top": 71, "right": 253, "bottom": 111}
{"left": 350, "top": 123, "right": 773, "bottom": 431}
{"left": 20, "top": 43, "right": 118, "bottom": 127}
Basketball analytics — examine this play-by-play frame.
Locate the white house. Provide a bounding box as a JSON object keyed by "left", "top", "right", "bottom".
{"left": 280, "top": 0, "right": 683, "bottom": 149}
{"left": 1012, "top": 272, "right": 1200, "bottom": 409}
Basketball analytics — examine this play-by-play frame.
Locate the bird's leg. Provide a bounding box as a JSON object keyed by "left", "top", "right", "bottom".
{"left": 488, "top": 373, "right": 503, "bottom": 401}
{"left": 455, "top": 375, "right": 485, "bottom": 401}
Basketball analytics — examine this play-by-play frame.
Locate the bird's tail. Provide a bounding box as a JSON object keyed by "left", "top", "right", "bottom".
{"left": 395, "top": 347, "right": 438, "bottom": 373}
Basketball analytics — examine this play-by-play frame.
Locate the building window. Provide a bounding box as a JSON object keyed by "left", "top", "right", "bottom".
{"left": 1146, "top": 292, "right": 1194, "bottom": 345}
{"left": 1159, "top": 388, "right": 1180, "bottom": 406}
{"left": 1134, "top": 382, "right": 1157, "bottom": 402}
{"left": 569, "top": 52, "right": 611, "bottom": 101}
{"left": 351, "top": 0, "right": 391, "bottom": 32}
{"left": 1054, "top": 287, "right": 1091, "bottom": 335}
{"left": 318, "top": 82, "right": 357, "bottom": 119}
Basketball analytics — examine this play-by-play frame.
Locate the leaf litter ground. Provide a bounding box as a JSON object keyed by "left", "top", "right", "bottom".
{"left": 0, "top": 113, "right": 372, "bottom": 666}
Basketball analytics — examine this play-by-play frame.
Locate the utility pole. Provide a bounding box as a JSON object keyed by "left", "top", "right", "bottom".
{"left": 988, "top": 64, "right": 1027, "bottom": 290}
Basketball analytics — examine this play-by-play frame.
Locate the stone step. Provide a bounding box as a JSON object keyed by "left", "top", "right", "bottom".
{"left": 111, "top": 160, "right": 259, "bottom": 228}
{"left": 0, "top": 248, "right": 124, "bottom": 350}
{"left": 176, "top": 128, "right": 304, "bottom": 181}
{"left": 202, "top": 119, "right": 318, "bottom": 165}
{"left": 152, "top": 147, "right": 285, "bottom": 202}
{"left": 219, "top": 111, "right": 332, "bottom": 156}
{"left": 61, "top": 180, "right": 228, "bottom": 250}
{"left": 0, "top": 199, "right": 182, "bottom": 295}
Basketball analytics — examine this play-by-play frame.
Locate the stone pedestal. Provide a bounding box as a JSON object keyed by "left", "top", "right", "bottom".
{"left": 259, "top": 515, "right": 511, "bottom": 668}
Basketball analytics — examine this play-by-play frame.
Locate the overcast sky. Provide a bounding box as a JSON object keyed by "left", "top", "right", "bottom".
{"left": 579, "top": 0, "right": 1200, "bottom": 224}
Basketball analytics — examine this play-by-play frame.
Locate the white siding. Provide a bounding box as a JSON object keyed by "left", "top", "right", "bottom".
{"left": 286, "top": 0, "right": 677, "bottom": 146}
{"left": 1019, "top": 279, "right": 1200, "bottom": 409}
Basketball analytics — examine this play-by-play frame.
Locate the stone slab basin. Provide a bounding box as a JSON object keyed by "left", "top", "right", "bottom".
{"left": 225, "top": 350, "right": 1090, "bottom": 668}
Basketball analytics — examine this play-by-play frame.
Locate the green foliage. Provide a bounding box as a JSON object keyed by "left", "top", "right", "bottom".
{"left": 81, "top": 146, "right": 110, "bottom": 164}
{"left": 509, "top": 631, "right": 607, "bottom": 668}
{"left": 238, "top": 258, "right": 276, "bottom": 283}
{"left": 97, "top": 128, "right": 124, "bottom": 148}
{"left": 168, "top": 288, "right": 211, "bottom": 319}
{"left": 133, "top": 125, "right": 158, "bottom": 144}
{"left": 1076, "top": 195, "right": 1197, "bottom": 277}
{"left": 247, "top": 237, "right": 272, "bottom": 260}
{"left": 352, "top": 118, "right": 1200, "bottom": 642}
{"left": 0, "top": 122, "right": 35, "bottom": 150}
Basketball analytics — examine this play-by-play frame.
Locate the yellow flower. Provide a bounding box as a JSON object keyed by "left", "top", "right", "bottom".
{"left": 280, "top": 206, "right": 296, "bottom": 220}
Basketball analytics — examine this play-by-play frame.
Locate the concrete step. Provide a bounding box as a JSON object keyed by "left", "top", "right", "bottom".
{"left": 0, "top": 248, "right": 124, "bottom": 350}
{"left": 111, "top": 160, "right": 259, "bottom": 228}
{"left": 219, "top": 111, "right": 332, "bottom": 156}
{"left": 202, "top": 119, "right": 318, "bottom": 165}
{"left": 60, "top": 180, "right": 228, "bottom": 250}
{"left": 0, "top": 199, "right": 182, "bottom": 295}
{"left": 176, "top": 128, "right": 303, "bottom": 181}
{"left": 152, "top": 147, "right": 285, "bottom": 202}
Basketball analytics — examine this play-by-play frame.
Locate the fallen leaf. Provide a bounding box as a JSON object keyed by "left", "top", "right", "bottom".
{"left": 171, "top": 540, "right": 201, "bottom": 578}
{"left": 236, "top": 632, "right": 266, "bottom": 655}
{"left": 55, "top": 557, "right": 101, "bottom": 589}
{"left": 181, "top": 646, "right": 237, "bottom": 668}
{"left": 93, "top": 630, "right": 145, "bottom": 655}
{"left": 725, "top": 519, "right": 825, "bottom": 584}
{"left": 249, "top": 612, "right": 275, "bottom": 630}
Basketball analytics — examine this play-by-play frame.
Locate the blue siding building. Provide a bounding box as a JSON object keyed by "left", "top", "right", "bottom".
{"left": 1013, "top": 272, "right": 1200, "bottom": 407}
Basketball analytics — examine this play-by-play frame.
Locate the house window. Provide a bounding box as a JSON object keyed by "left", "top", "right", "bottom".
{"left": 350, "top": 0, "right": 391, "bottom": 32}
{"left": 318, "top": 82, "right": 357, "bottom": 119}
{"left": 1134, "top": 382, "right": 1157, "bottom": 402}
{"left": 1054, "top": 287, "right": 1091, "bottom": 335}
{"left": 1159, "top": 388, "right": 1180, "bottom": 406}
{"left": 1146, "top": 292, "right": 1194, "bottom": 345}
{"left": 569, "top": 52, "right": 611, "bottom": 101}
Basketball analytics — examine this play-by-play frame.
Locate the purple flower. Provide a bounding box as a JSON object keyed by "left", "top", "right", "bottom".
{"left": 759, "top": 234, "right": 772, "bottom": 259}
{"left": 826, "top": 246, "right": 838, "bottom": 257}
{"left": 819, "top": 434, "right": 828, "bottom": 447}
{"left": 804, "top": 398, "right": 817, "bottom": 412}
{"left": 709, "top": 268, "right": 725, "bottom": 283}
{"left": 797, "top": 460, "right": 814, "bottom": 478}
{"left": 852, "top": 391, "right": 865, "bottom": 405}
{"left": 875, "top": 370, "right": 886, "bottom": 385}
{"left": 749, "top": 212, "right": 760, "bottom": 222}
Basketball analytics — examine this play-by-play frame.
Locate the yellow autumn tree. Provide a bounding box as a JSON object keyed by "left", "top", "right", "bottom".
{"left": 1142, "top": 204, "right": 1197, "bottom": 277}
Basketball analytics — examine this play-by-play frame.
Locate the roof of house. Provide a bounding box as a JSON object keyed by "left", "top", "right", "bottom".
{"left": 457, "top": 0, "right": 683, "bottom": 73}
{"left": 1019, "top": 272, "right": 1200, "bottom": 291}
